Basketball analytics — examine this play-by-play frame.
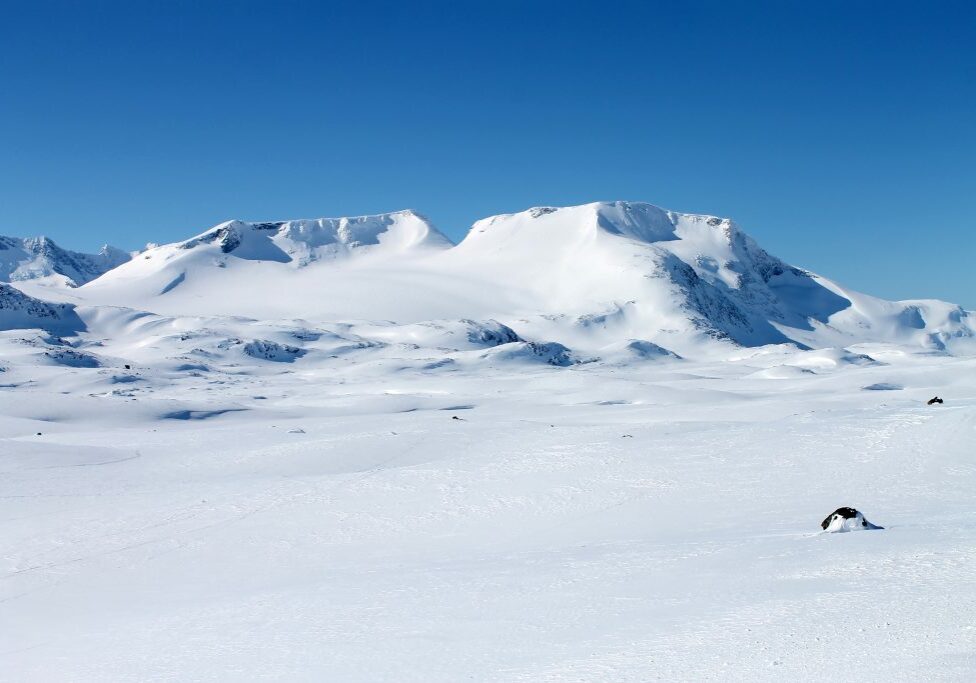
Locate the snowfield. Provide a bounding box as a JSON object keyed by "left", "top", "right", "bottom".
{"left": 2, "top": 202, "right": 975, "bottom": 681}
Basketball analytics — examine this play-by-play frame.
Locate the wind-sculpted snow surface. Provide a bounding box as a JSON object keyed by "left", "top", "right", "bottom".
{"left": 2, "top": 322, "right": 976, "bottom": 680}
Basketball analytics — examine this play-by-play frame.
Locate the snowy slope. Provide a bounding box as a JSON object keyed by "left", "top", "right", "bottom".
{"left": 2, "top": 328, "right": 975, "bottom": 681}
{"left": 0, "top": 235, "right": 130, "bottom": 286}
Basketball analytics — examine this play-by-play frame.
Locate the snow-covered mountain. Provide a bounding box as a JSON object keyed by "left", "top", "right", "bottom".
{"left": 0, "top": 235, "right": 130, "bottom": 286}
{"left": 5, "top": 202, "right": 974, "bottom": 358}
{"left": 447, "top": 202, "right": 975, "bottom": 354}
{"left": 77, "top": 210, "right": 457, "bottom": 318}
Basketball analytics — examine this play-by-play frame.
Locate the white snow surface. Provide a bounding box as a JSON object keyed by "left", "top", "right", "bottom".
{"left": 2, "top": 201, "right": 976, "bottom": 680}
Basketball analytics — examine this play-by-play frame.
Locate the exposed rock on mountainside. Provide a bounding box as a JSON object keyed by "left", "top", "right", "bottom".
{"left": 0, "top": 283, "right": 85, "bottom": 333}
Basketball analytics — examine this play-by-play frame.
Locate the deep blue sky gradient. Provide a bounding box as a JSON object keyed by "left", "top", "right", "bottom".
{"left": 2, "top": 1, "right": 974, "bottom": 305}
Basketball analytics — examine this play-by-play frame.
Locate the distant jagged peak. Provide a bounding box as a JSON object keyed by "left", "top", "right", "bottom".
{"left": 97, "top": 244, "right": 132, "bottom": 260}
{"left": 0, "top": 234, "right": 131, "bottom": 286}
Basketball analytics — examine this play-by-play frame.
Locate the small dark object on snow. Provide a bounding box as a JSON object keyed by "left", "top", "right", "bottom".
{"left": 36, "top": 432, "right": 42, "bottom": 436}
{"left": 451, "top": 415, "right": 465, "bottom": 421}
{"left": 124, "top": 364, "right": 131, "bottom": 370}
{"left": 927, "top": 396, "right": 943, "bottom": 405}
{"left": 820, "top": 506, "right": 883, "bottom": 531}
{"left": 622, "top": 434, "right": 633, "bottom": 438}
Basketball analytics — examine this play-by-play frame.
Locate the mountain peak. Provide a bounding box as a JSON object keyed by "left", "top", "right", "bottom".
{"left": 458, "top": 200, "right": 742, "bottom": 256}
{"left": 0, "top": 234, "right": 131, "bottom": 286}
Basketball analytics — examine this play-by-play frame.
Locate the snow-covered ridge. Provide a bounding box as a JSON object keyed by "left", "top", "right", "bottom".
{"left": 463, "top": 201, "right": 685, "bottom": 245}
{"left": 0, "top": 235, "right": 130, "bottom": 286}
{"left": 76, "top": 210, "right": 454, "bottom": 301}
{"left": 177, "top": 209, "right": 453, "bottom": 263}
{"left": 4, "top": 201, "right": 974, "bottom": 357}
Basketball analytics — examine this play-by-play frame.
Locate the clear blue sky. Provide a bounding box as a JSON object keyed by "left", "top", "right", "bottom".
{"left": 2, "top": 1, "right": 973, "bottom": 306}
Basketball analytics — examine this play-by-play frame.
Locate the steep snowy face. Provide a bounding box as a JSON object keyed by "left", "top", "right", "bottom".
{"left": 0, "top": 283, "right": 85, "bottom": 333}
{"left": 0, "top": 236, "right": 130, "bottom": 286}
{"left": 659, "top": 213, "right": 855, "bottom": 331}
{"left": 450, "top": 201, "right": 847, "bottom": 349}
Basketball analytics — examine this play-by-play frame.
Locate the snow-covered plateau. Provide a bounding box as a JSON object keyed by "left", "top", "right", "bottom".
{"left": 2, "top": 201, "right": 975, "bottom": 681}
